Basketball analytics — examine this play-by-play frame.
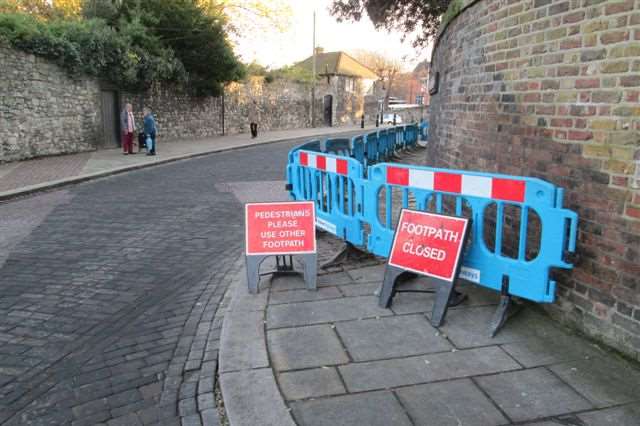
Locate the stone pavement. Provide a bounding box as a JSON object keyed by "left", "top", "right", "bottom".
{"left": 219, "top": 233, "right": 640, "bottom": 426}
{"left": 0, "top": 125, "right": 364, "bottom": 199}
{"left": 0, "top": 136, "right": 324, "bottom": 425}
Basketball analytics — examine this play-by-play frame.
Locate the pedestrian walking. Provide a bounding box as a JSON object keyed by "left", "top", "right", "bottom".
{"left": 249, "top": 100, "right": 259, "bottom": 138}
{"left": 120, "top": 103, "right": 136, "bottom": 155}
{"left": 143, "top": 107, "right": 157, "bottom": 156}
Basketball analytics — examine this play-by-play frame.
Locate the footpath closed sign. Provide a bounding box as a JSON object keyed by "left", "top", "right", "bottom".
{"left": 388, "top": 209, "right": 469, "bottom": 282}
{"left": 245, "top": 201, "right": 316, "bottom": 255}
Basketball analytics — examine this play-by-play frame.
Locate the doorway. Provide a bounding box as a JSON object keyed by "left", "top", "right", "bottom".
{"left": 323, "top": 95, "right": 333, "bottom": 127}
{"left": 100, "top": 91, "right": 120, "bottom": 148}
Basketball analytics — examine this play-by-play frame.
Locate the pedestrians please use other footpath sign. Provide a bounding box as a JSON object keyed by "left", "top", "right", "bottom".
{"left": 245, "top": 201, "right": 316, "bottom": 255}
{"left": 388, "top": 209, "right": 469, "bottom": 282}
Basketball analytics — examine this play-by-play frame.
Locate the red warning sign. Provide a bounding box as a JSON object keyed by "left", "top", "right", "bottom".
{"left": 388, "top": 209, "right": 469, "bottom": 282}
{"left": 245, "top": 201, "right": 316, "bottom": 255}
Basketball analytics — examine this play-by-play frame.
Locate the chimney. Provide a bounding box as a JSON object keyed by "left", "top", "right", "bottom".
{"left": 315, "top": 47, "right": 324, "bottom": 55}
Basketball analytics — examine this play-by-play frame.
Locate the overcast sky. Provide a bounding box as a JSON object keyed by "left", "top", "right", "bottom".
{"left": 232, "top": 0, "right": 432, "bottom": 72}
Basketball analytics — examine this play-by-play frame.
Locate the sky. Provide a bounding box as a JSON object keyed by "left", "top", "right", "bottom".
{"left": 231, "top": 0, "right": 432, "bottom": 72}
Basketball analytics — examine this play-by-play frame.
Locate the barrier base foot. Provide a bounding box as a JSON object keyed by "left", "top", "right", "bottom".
{"left": 321, "top": 242, "right": 370, "bottom": 269}
{"left": 489, "top": 276, "right": 522, "bottom": 337}
{"left": 247, "top": 254, "right": 317, "bottom": 293}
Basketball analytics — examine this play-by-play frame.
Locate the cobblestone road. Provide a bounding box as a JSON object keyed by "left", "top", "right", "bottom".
{"left": 0, "top": 136, "right": 320, "bottom": 426}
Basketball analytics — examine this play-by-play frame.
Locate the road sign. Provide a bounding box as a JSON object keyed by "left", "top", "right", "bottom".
{"left": 388, "top": 209, "right": 469, "bottom": 282}
{"left": 380, "top": 209, "right": 470, "bottom": 327}
{"left": 245, "top": 201, "right": 316, "bottom": 256}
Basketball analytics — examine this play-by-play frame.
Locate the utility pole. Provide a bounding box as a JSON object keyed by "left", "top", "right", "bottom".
{"left": 311, "top": 11, "right": 316, "bottom": 128}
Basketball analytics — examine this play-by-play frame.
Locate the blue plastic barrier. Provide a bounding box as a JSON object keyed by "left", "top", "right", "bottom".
{"left": 363, "top": 163, "right": 577, "bottom": 303}
{"left": 351, "top": 135, "right": 366, "bottom": 165}
{"left": 378, "top": 128, "right": 392, "bottom": 161}
{"left": 420, "top": 121, "right": 429, "bottom": 142}
{"left": 325, "top": 138, "right": 351, "bottom": 156}
{"left": 404, "top": 125, "right": 418, "bottom": 149}
{"left": 290, "top": 150, "right": 365, "bottom": 247}
{"left": 365, "top": 131, "right": 379, "bottom": 165}
{"left": 286, "top": 133, "right": 579, "bottom": 306}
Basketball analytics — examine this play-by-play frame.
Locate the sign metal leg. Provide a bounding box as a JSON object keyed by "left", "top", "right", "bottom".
{"left": 246, "top": 255, "right": 268, "bottom": 294}
{"left": 378, "top": 265, "right": 406, "bottom": 308}
{"left": 430, "top": 279, "right": 455, "bottom": 327}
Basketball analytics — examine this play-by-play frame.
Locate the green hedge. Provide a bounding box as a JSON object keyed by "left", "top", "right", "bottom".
{"left": 0, "top": 13, "right": 186, "bottom": 91}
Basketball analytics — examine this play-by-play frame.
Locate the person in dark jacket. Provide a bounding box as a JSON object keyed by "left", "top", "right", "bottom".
{"left": 143, "top": 107, "right": 157, "bottom": 156}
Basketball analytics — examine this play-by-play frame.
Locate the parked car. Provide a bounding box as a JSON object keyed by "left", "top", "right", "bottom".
{"left": 383, "top": 113, "right": 403, "bottom": 125}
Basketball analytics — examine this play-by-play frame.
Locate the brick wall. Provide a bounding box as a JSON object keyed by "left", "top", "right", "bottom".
{"left": 429, "top": 0, "right": 640, "bottom": 359}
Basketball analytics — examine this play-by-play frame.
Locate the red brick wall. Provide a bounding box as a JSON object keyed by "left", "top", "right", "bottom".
{"left": 429, "top": 0, "right": 640, "bottom": 359}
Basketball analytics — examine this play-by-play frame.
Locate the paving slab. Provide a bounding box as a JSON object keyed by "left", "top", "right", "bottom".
{"left": 578, "top": 402, "right": 640, "bottom": 425}
{"left": 219, "top": 309, "right": 268, "bottom": 373}
{"left": 268, "top": 287, "right": 343, "bottom": 305}
{"left": 438, "top": 305, "right": 564, "bottom": 348}
{"left": 317, "top": 272, "right": 356, "bottom": 287}
{"left": 228, "top": 274, "right": 268, "bottom": 313}
{"left": 338, "top": 346, "right": 521, "bottom": 392}
{"left": 268, "top": 274, "right": 328, "bottom": 292}
{"left": 266, "top": 296, "right": 392, "bottom": 329}
{"left": 268, "top": 325, "right": 349, "bottom": 371}
{"left": 220, "top": 368, "right": 295, "bottom": 426}
{"left": 345, "top": 265, "right": 386, "bottom": 283}
{"left": 475, "top": 367, "right": 593, "bottom": 422}
{"left": 395, "top": 378, "right": 508, "bottom": 426}
{"left": 549, "top": 357, "right": 640, "bottom": 407}
{"left": 501, "top": 335, "right": 603, "bottom": 367}
{"left": 277, "top": 367, "right": 346, "bottom": 401}
{"left": 335, "top": 315, "right": 452, "bottom": 361}
{"left": 337, "top": 282, "right": 379, "bottom": 297}
{"left": 291, "top": 391, "right": 412, "bottom": 426}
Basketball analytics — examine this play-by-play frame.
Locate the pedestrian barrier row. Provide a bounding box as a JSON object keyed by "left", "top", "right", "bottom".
{"left": 286, "top": 124, "right": 578, "bottom": 305}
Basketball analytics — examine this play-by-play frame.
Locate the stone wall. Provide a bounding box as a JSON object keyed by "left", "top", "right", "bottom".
{"left": 1, "top": 46, "right": 364, "bottom": 163}
{"left": 124, "top": 86, "right": 223, "bottom": 141}
{"left": 0, "top": 47, "right": 102, "bottom": 162}
{"left": 429, "top": 0, "right": 640, "bottom": 359}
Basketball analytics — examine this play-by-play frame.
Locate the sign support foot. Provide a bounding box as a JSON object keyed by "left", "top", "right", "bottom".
{"left": 246, "top": 254, "right": 317, "bottom": 294}
{"left": 488, "top": 276, "right": 523, "bottom": 337}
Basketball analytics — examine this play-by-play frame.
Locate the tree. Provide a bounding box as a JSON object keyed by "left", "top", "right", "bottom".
{"left": 330, "top": 0, "right": 451, "bottom": 48}
{"left": 51, "top": 0, "right": 82, "bottom": 17}
{"left": 350, "top": 49, "right": 402, "bottom": 110}
{"left": 90, "top": 0, "right": 246, "bottom": 96}
{"left": 0, "top": 0, "right": 54, "bottom": 18}
{"left": 206, "top": 0, "right": 292, "bottom": 63}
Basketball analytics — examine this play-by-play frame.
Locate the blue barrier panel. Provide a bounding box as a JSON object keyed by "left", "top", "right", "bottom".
{"left": 351, "top": 135, "right": 366, "bottom": 165}
{"left": 325, "top": 138, "right": 351, "bottom": 157}
{"left": 420, "top": 121, "right": 429, "bottom": 141}
{"left": 363, "top": 163, "right": 578, "bottom": 303}
{"left": 394, "top": 126, "right": 405, "bottom": 152}
{"left": 405, "top": 124, "right": 418, "bottom": 148}
{"left": 365, "top": 131, "right": 379, "bottom": 165}
{"left": 287, "top": 140, "right": 322, "bottom": 196}
{"left": 378, "top": 128, "right": 392, "bottom": 160}
{"left": 291, "top": 150, "right": 365, "bottom": 247}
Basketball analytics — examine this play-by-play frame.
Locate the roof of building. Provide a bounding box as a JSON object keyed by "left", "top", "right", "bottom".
{"left": 296, "top": 51, "right": 379, "bottom": 79}
{"left": 413, "top": 60, "right": 431, "bottom": 75}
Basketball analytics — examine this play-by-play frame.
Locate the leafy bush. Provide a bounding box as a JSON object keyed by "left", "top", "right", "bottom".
{"left": 0, "top": 12, "right": 185, "bottom": 90}
{"left": 265, "top": 65, "right": 314, "bottom": 84}
{"left": 0, "top": 0, "right": 246, "bottom": 95}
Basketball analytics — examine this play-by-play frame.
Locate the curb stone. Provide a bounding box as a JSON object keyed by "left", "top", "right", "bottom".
{"left": 0, "top": 128, "right": 360, "bottom": 203}
{"left": 219, "top": 262, "right": 296, "bottom": 426}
